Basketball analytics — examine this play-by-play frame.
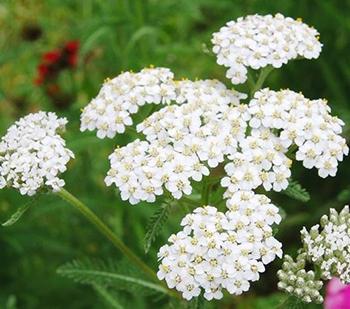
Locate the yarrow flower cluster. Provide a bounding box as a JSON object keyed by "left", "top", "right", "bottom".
{"left": 105, "top": 139, "right": 205, "bottom": 204}
{"left": 105, "top": 80, "right": 247, "bottom": 203}
{"left": 0, "top": 112, "right": 74, "bottom": 195}
{"left": 100, "top": 73, "right": 349, "bottom": 204}
{"left": 278, "top": 206, "right": 350, "bottom": 303}
{"left": 157, "top": 202, "right": 282, "bottom": 300}
{"left": 221, "top": 129, "right": 291, "bottom": 196}
{"left": 301, "top": 206, "right": 350, "bottom": 283}
{"left": 80, "top": 67, "right": 176, "bottom": 139}
{"left": 104, "top": 85, "right": 348, "bottom": 205}
{"left": 212, "top": 13, "right": 322, "bottom": 84}
{"left": 248, "top": 89, "right": 348, "bottom": 178}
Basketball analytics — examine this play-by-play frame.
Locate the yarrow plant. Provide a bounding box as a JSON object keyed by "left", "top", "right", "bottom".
{"left": 1, "top": 13, "right": 349, "bottom": 307}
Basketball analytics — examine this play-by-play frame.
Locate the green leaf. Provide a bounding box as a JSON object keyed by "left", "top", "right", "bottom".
{"left": 2, "top": 197, "right": 38, "bottom": 227}
{"left": 125, "top": 26, "right": 169, "bottom": 54}
{"left": 144, "top": 204, "right": 170, "bottom": 253}
{"left": 80, "top": 26, "right": 112, "bottom": 57}
{"left": 57, "top": 258, "right": 169, "bottom": 296}
{"left": 93, "top": 284, "right": 124, "bottom": 309}
{"left": 282, "top": 179, "right": 310, "bottom": 203}
{"left": 283, "top": 296, "right": 309, "bottom": 309}
{"left": 251, "top": 293, "right": 286, "bottom": 309}
{"left": 273, "top": 295, "right": 314, "bottom": 309}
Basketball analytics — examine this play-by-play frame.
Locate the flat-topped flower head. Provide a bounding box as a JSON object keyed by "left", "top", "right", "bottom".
{"left": 105, "top": 80, "right": 247, "bottom": 204}
{"left": 248, "top": 89, "right": 348, "bottom": 178}
{"left": 106, "top": 101, "right": 248, "bottom": 203}
{"left": 212, "top": 13, "right": 322, "bottom": 84}
{"left": 80, "top": 67, "right": 176, "bottom": 139}
{"left": 0, "top": 112, "right": 74, "bottom": 196}
{"left": 157, "top": 203, "right": 282, "bottom": 300}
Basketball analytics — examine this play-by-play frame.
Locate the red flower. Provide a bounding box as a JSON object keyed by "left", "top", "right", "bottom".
{"left": 65, "top": 40, "right": 79, "bottom": 54}
{"left": 68, "top": 54, "right": 78, "bottom": 67}
{"left": 38, "top": 64, "right": 49, "bottom": 76}
{"left": 43, "top": 50, "right": 61, "bottom": 64}
{"left": 34, "top": 40, "right": 79, "bottom": 86}
{"left": 34, "top": 64, "right": 50, "bottom": 85}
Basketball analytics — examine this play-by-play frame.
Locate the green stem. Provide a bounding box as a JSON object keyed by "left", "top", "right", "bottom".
{"left": 286, "top": 144, "right": 298, "bottom": 159}
{"left": 181, "top": 196, "right": 201, "bottom": 207}
{"left": 179, "top": 201, "right": 191, "bottom": 214}
{"left": 275, "top": 295, "right": 292, "bottom": 309}
{"left": 56, "top": 188, "right": 157, "bottom": 281}
{"left": 246, "top": 70, "right": 256, "bottom": 91}
{"left": 201, "top": 179, "right": 211, "bottom": 205}
{"left": 126, "top": 126, "right": 140, "bottom": 139}
{"left": 249, "top": 66, "right": 274, "bottom": 98}
{"left": 56, "top": 188, "right": 182, "bottom": 300}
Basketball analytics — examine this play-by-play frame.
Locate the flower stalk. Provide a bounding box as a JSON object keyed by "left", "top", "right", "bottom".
{"left": 56, "top": 188, "right": 181, "bottom": 299}
{"left": 249, "top": 66, "right": 274, "bottom": 97}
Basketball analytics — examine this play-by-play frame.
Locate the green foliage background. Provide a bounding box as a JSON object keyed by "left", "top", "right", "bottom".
{"left": 0, "top": 0, "right": 349, "bottom": 308}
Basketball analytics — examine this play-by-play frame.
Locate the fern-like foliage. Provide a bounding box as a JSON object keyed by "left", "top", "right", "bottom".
{"left": 57, "top": 258, "right": 169, "bottom": 296}
{"left": 144, "top": 204, "right": 170, "bottom": 253}
{"left": 93, "top": 284, "right": 124, "bottom": 309}
{"left": 282, "top": 179, "right": 310, "bottom": 203}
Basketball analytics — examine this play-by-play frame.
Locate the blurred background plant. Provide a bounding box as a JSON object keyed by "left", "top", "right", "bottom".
{"left": 0, "top": 0, "right": 349, "bottom": 308}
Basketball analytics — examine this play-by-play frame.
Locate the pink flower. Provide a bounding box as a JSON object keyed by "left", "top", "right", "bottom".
{"left": 325, "top": 278, "right": 350, "bottom": 309}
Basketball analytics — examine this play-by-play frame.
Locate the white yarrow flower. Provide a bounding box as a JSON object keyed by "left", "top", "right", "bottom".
{"left": 80, "top": 67, "right": 176, "bottom": 139}
{"left": 0, "top": 112, "right": 74, "bottom": 195}
{"left": 157, "top": 202, "right": 282, "bottom": 300}
{"left": 212, "top": 14, "right": 322, "bottom": 84}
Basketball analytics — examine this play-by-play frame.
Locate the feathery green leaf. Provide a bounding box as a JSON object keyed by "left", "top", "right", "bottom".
{"left": 144, "top": 204, "right": 170, "bottom": 253}
{"left": 282, "top": 179, "right": 310, "bottom": 203}
{"left": 93, "top": 284, "right": 124, "bottom": 309}
{"left": 57, "top": 258, "right": 169, "bottom": 296}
